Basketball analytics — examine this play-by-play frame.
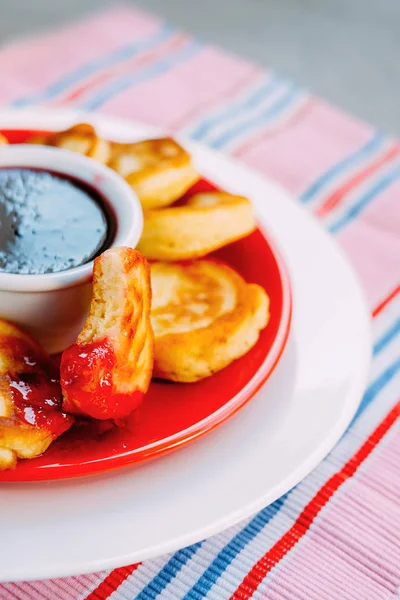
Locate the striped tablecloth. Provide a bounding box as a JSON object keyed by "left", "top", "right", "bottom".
{"left": 1, "top": 5, "right": 399, "bottom": 599}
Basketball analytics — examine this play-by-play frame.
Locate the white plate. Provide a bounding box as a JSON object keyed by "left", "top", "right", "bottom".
{"left": 0, "top": 110, "right": 371, "bottom": 581}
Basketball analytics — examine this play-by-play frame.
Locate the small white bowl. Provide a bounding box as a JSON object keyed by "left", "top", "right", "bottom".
{"left": 0, "top": 144, "right": 143, "bottom": 353}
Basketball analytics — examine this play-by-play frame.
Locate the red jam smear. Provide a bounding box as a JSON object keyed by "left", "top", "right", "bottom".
{"left": 4, "top": 336, "right": 74, "bottom": 437}
{"left": 60, "top": 338, "right": 143, "bottom": 420}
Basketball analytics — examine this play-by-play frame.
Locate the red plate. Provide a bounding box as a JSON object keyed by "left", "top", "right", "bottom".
{"left": 0, "top": 129, "right": 292, "bottom": 481}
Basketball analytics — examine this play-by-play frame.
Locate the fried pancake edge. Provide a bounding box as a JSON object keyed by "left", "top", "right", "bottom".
{"left": 151, "top": 260, "right": 270, "bottom": 382}
{"left": 138, "top": 192, "right": 256, "bottom": 260}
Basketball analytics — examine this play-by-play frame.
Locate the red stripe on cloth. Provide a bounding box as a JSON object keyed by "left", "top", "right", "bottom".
{"left": 315, "top": 144, "right": 400, "bottom": 218}
{"left": 230, "top": 401, "right": 400, "bottom": 600}
{"left": 85, "top": 563, "right": 140, "bottom": 600}
{"left": 232, "top": 97, "right": 316, "bottom": 159}
{"left": 54, "top": 34, "right": 188, "bottom": 106}
{"left": 372, "top": 285, "right": 400, "bottom": 318}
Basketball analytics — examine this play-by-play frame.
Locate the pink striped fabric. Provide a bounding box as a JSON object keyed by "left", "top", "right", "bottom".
{"left": 0, "top": 6, "right": 399, "bottom": 600}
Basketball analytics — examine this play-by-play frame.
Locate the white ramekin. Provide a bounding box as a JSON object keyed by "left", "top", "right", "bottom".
{"left": 0, "top": 144, "right": 143, "bottom": 353}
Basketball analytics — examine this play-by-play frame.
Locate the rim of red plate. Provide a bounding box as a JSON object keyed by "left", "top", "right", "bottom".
{"left": 0, "top": 224, "right": 292, "bottom": 481}
{"left": 3, "top": 221, "right": 292, "bottom": 481}
{"left": 0, "top": 125, "right": 293, "bottom": 480}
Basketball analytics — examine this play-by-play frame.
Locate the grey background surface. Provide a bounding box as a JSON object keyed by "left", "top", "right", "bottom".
{"left": 0, "top": 0, "right": 399, "bottom": 135}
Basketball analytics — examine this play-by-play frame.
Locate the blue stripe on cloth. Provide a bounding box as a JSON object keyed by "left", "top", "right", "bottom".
{"left": 329, "top": 163, "right": 400, "bottom": 234}
{"left": 300, "top": 133, "right": 388, "bottom": 204}
{"left": 210, "top": 86, "right": 302, "bottom": 150}
{"left": 353, "top": 358, "right": 400, "bottom": 422}
{"left": 79, "top": 41, "right": 201, "bottom": 110}
{"left": 11, "top": 25, "right": 175, "bottom": 107}
{"left": 373, "top": 319, "right": 400, "bottom": 356}
{"left": 135, "top": 543, "right": 202, "bottom": 600}
{"left": 188, "top": 74, "right": 281, "bottom": 141}
{"left": 182, "top": 494, "right": 289, "bottom": 600}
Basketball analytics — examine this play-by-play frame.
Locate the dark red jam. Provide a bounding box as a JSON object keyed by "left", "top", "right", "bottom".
{"left": 4, "top": 335, "right": 74, "bottom": 436}
{"left": 0, "top": 168, "right": 111, "bottom": 274}
{"left": 60, "top": 338, "right": 143, "bottom": 420}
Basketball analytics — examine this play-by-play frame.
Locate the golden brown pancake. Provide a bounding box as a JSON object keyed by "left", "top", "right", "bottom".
{"left": 138, "top": 192, "right": 256, "bottom": 260}
{"left": 60, "top": 247, "right": 154, "bottom": 420}
{"left": 151, "top": 260, "right": 269, "bottom": 382}
{"left": 29, "top": 123, "right": 111, "bottom": 164}
{"left": 0, "top": 320, "right": 74, "bottom": 470}
{"left": 108, "top": 137, "right": 199, "bottom": 209}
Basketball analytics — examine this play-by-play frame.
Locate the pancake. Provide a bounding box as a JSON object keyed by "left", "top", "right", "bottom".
{"left": 108, "top": 137, "right": 199, "bottom": 209}
{"left": 151, "top": 260, "right": 269, "bottom": 382}
{"left": 138, "top": 192, "right": 256, "bottom": 260}
{"left": 0, "top": 320, "right": 74, "bottom": 470}
{"left": 30, "top": 123, "right": 111, "bottom": 164}
{"left": 60, "top": 247, "right": 154, "bottom": 420}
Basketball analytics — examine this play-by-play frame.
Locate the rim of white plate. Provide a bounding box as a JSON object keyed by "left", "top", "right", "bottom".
{"left": 0, "top": 110, "right": 372, "bottom": 581}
